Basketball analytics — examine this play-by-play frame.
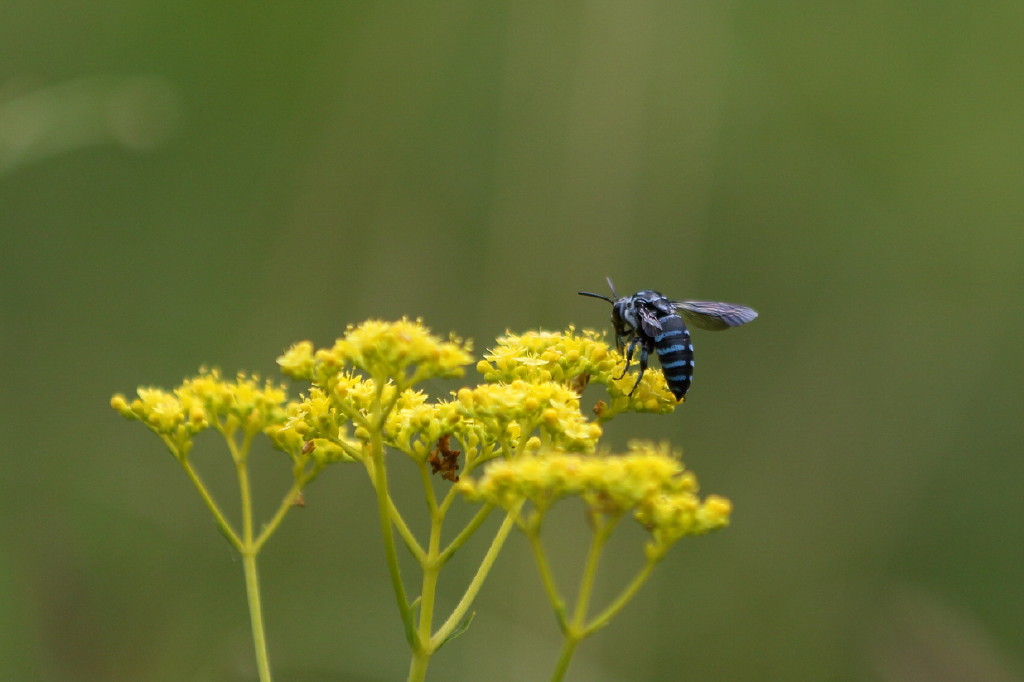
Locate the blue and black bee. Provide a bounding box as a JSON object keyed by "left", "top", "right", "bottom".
{"left": 579, "top": 278, "right": 757, "bottom": 400}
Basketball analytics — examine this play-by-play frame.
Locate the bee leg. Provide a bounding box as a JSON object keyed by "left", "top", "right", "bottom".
{"left": 628, "top": 346, "right": 648, "bottom": 396}
{"left": 616, "top": 336, "right": 638, "bottom": 380}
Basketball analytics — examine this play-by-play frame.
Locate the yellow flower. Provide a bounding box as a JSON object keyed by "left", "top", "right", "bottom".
{"left": 455, "top": 380, "right": 602, "bottom": 452}
{"left": 312, "top": 318, "right": 472, "bottom": 386}
{"left": 277, "top": 340, "right": 315, "bottom": 380}
{"left": 111, "top": 387, "right": 196, "bottom": 437}
{"left": 477, "top": 327, "right": 615, "bottom": 385}
{"left": 266, "top": 386, "right": 367, "bottom": 462}
{"left": 384, "top": 391, "right": 463, "bottom": 461}
{"left": 112, "top": 368, "right": 289, "bottom": 455}
{"left": 596, "top": 368, "right": 679, "bottom": 417}
{"left": 458, "top": 441, "right": 730, "bottom": 552}
{"left": 326, "top": 372, "right": 385, "bottom": 412}
{"left": 637, "top": 492, "right": 732, "bottom": 559}
{"left": 178, "top": 368, "right": 289, "bottom": 436}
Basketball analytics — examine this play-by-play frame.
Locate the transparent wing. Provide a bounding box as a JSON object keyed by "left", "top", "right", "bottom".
{"left": 636, "top": 303, "right": 663, "bottom": 336}
{"left": 672, "top": 300, "right": 758, "bottom": 331}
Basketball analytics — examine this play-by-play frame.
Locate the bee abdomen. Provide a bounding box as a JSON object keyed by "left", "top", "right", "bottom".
{"left": 653, "top": 316, "right": 694, "bottom": 399}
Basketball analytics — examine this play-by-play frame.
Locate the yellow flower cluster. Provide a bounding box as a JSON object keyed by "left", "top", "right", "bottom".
{"left": 476, "top": 327, "right": 679, "bottom": 418}
{"left": 274, "top": 320, "right": 472, "bottom": 464}
{"left": 276, "top": 340, "right": 316, "bottom": 381}
{"left": 111, "top": 368, "right": 289, "bottom": 453}
{"left": 271, "top": 324, "right": 695, "bottom": 469}
{"left": 265, "top": 388, "right": 361, "bottom": 465}
{"left": 279, "top": 318, "right": 472, "bottom": 387}
{"left": 383, "top": 391, "right": 463, "bottom": 461}
{"left": 598, "top": 368, "right": 679, "bottom": 418}
{"left": 477, "top": 327, "right": 615, "bottom": 385}
{"left": 635, "top": 490, "right": 732, "bottom": 560}
{"left": 455, "top": 380, "right": 602, "bottom": 452}
{"left": 115, "top": 322, "right": 720, "bottom": 503}
{"left": 457, "top": 441, "right": 731, "bottom": 555}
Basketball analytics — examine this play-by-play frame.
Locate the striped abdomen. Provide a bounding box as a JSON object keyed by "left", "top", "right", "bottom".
{"left": 654, "top": 314, "right": 694, "bottom": 400}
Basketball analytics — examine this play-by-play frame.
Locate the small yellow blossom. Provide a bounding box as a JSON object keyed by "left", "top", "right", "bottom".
{"left": 277, "top": 340, "right": 315, "bottom": 380}
{"left": 111, "top": 387, "right": 198, "bottom": 439}
{"left": 327, "top": 372, "right": 386, "bottom": 411}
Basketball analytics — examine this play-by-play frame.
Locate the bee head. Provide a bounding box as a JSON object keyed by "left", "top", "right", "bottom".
{"left": 579, "top": 278, "right": 634, "bottom": 350}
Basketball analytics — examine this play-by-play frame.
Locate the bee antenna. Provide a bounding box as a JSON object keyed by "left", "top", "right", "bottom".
{"left": 605, "top": 276, "right": 619, "bottom": 298}
{"left": 578, "top": 291, "right": 614, "bottom": 304}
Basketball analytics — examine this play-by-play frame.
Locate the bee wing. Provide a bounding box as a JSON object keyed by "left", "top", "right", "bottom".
{"left": 672, "top": 300, "right": 758, "bottom": 331}
{"left": 636, "top": 303, "right": 664, "bottom": 336}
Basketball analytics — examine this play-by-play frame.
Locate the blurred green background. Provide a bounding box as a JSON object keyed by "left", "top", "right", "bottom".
{"left": 3, "top": 2, "right": 1023, "bottom": 680}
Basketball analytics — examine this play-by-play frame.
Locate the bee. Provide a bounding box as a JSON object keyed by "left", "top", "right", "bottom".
{"left": 579, "top": 278, "right": 757, "bottom": 400}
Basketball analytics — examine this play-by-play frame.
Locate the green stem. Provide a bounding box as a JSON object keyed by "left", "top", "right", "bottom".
{"left": 253, "top": 469, "right": 317, "bottom": 554}
{"left": 570, "top": 514, "right": 616, "bottom": 629}
{"left": 389, "top": 495, "right": 426, "bottom": 563}
{"left": 549, "top": 636, "right": 580, "bottom": 682}
{"left": 435, "top": 478, "right": 461, "bottom": 518}
{"left": 525, "top": 514, "right": 568, "bottom": 631}
{"left": 411, "top": 465, "right": 524, "bottom": 677}
{"left": 418, "top": 460, "right": 440, "bottom": 514}
{"left": 407, "top": 647, "right": 431, "bottom": 682}
{"left": 432, "top": 503, "right": 521, "bottom": 649}
{"left": 582, "top": 558, "right": 657, "bottom": 638}
{"left": 166, "top": 436, "right": 242, "bottom": 552}
{"left": 407, "top": 452, "right": 457, "bottom": 681}
{"left": 365, "top": 385, "right": 415, "bottom": 642}
{"left": 438, "top": 504, "right": 493, "bottom": 563}
{"left": 369, "top": 447, "right": 413, "bottom": 630}
{"left": 548, "top": 513, "right": 620, "bottom": 682}
{"left": 409, "top": 507, "right": 442, "bottom": 682}
{"left": 242, "top": 548, "right": 273, "bottom": 682}
{"left": 235, "top": 436, "right": 273, "bottom": 682}
{"left": 176, "top": 453, "right": 242, "bottom": 551}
